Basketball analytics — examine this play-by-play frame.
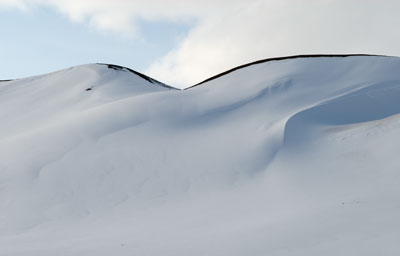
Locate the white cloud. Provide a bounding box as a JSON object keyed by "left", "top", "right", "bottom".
{"left": 2, "top": 0, "right": 400, "bottom": 87}
{"left": 0, "top": 0, "right": 29, "bottom": 10}
{"left": 0, "top": 0, "right": 244, "bottom": 34}
{"left": 147, "top": 0, "right": 400, "bottom": 87}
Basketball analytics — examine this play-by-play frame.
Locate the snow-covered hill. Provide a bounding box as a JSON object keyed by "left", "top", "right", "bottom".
{"left": 1, "top": 55, "right": 400, "bottom": 255}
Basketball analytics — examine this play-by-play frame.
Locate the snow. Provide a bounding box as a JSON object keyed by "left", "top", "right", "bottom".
{"left": 1, "top": 56, "right": 400, "bottom": 255}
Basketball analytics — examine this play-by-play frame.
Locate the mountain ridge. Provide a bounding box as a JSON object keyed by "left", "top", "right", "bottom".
{"left": 1, "top": 54, "right": 391, "bottom": 90}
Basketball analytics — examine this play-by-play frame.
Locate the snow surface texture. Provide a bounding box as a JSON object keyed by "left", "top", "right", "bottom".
{"left": 1, "top": 55, "right": 400, "bottom": 255}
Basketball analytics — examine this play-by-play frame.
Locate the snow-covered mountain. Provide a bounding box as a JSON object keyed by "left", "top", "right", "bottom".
{"left": 1, "top": 55, "right": 400, "bottom": 255}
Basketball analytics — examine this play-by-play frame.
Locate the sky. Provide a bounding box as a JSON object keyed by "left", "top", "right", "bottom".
{"left": 1, "top": 0, "right": 400, "bottom": 88}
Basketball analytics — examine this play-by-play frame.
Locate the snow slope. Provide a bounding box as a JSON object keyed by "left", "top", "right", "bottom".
{"left": 1, "top": 55, "right": 400, "bottom": 255}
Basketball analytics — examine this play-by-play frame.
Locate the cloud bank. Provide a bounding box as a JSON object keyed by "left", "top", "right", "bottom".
{"left": 2, "top": 0, "right": 400, "bottom": 87}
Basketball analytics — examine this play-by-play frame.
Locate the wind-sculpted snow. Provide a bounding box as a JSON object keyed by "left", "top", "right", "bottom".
{"left": 284, "top": 79, "right": 400, "bottom": 148}
{"left": 1, "top": 56, "right": 400, "bottom": 255}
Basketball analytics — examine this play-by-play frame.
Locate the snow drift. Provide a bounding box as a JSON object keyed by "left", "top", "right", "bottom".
{"left": 1, "top": 55, "right": 400, "bottom": 255}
